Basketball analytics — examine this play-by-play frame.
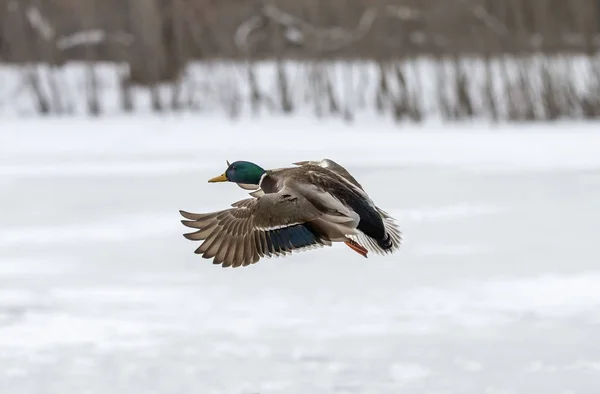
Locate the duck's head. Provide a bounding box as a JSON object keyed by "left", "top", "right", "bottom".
{"left": 208, "top": 160, "right": 266, "bottom": 186}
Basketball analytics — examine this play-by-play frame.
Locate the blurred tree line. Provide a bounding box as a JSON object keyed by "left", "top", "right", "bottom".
{"left": 1, "top": 0, "right": 600, "bottom": 120}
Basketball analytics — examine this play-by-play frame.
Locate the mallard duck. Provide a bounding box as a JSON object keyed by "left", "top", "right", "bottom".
{"left": 179, "top": 159, "right": 402, "bottom": 268}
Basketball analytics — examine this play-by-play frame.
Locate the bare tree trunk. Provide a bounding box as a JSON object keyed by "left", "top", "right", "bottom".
{"left": 128, "top": 0, "right": 166, "bottom": 111}
{"left": 3, "top": 1, "right": 50, "bottom": 114}
{"left": 168, "top": 0, "right": 187, "bottom": 111}
{"left": 83, "top": 0, "right": 100, "bottom": 116}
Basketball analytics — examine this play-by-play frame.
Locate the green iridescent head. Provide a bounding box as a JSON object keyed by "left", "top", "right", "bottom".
{"left": 208, "top": 160, "right": 266, "bottom": 186}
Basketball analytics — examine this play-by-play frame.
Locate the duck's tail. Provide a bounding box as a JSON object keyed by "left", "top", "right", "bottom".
{"left": 347, "top": 208, "right": 402, "bottom": 256}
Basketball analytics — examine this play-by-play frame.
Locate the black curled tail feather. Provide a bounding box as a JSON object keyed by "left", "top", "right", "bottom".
{"left": 377, "top": 233, "right": 393, "bottom": 250}
{"left": 347, "top": 214, "right": 401, "bottom": 256}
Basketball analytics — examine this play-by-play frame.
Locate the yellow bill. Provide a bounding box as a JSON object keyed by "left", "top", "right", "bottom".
{"left": 208, "top": 173, "right": 228, "bottom": 183}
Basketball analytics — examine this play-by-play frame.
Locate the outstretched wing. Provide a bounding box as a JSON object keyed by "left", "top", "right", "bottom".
{"left": 293, "top": 158, "right": 364, "bottom": 190}
{"left": 180, "top": 190, "right": 331, "bottom": 268}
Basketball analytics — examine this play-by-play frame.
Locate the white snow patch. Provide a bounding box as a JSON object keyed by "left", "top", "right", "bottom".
{"left": 0, "top": 313, "right": 169, "bottom": 350}
{"left": 396, "top": 203, "right": 504, "bottom": 222}
{"left": 0, "top": 259, "right": 71, "bottom": 276}
{"left": 390, "top": 363, "right": 432, "bottom": 384}
{"left": 0, "top": 214, "right": 178, "bottom": 246}
{"left": 398, "top": 273, "right": 600, "bottom": 324}
{"left": 412, "top": 242, "right": 494, "bottom": 256}
{"left": 0, "top": 160, "right": 197, "bottom": 178}
{"left": 2, "top": 118, "right": 600, "bottom": 173}
{"left": 1, "top": 116, "right": 599, "bottom": 392}
{"left": 454, "top": 358, "right": 484, "bottom": 372}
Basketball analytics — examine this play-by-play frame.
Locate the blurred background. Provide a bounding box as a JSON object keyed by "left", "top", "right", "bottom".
{"left": 2, "top": 0, "right": 600, "bottom": 119}
{"left": 1, "top": 1, "right": 600, "bottom": 393}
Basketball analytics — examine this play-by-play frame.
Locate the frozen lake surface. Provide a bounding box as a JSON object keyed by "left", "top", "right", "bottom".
{"left": 1, "top": 117, "right": 600, "bottom": 393}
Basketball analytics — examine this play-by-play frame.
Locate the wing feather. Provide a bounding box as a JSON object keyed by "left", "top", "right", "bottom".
{"left": 293, "top": 159, "right": 364, "bottom": 190}
{"left": 179, "top": 189, "right": 329, "bottom": 267}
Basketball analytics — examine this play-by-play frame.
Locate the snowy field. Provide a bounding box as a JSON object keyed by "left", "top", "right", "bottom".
{"left": 1, "top": 116, "right": 600, "bottom": 394}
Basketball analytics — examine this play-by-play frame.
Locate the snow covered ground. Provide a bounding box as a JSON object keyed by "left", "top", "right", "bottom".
{"left": 1, "top": 116, "right": 600, "bottom": 393}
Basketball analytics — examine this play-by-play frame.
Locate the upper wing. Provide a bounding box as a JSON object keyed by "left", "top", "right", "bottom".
{"left": 180, "top": 190, "right": 330, "bottom": 268}
{"left": 293, "top": 159, "right": 364, "bottom": 190}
